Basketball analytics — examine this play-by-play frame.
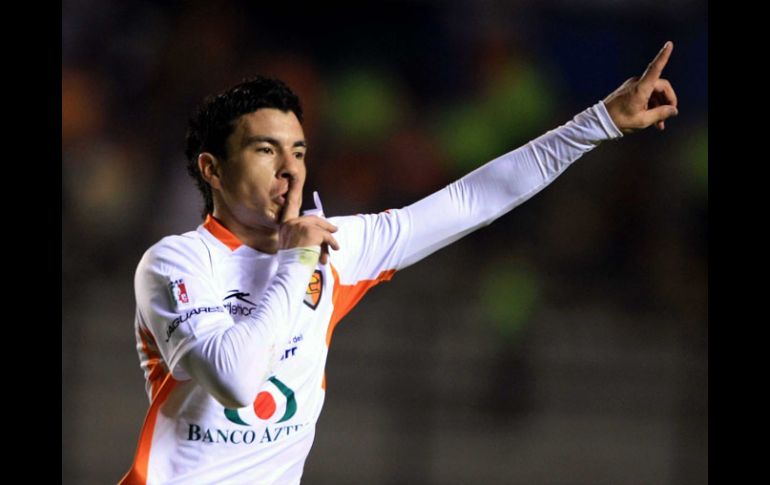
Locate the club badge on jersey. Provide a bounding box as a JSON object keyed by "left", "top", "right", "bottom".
{"left": 302, "top": 191, "right": 325, "bottom": 311}
{"left": 304, "top": 270, "right": 323, "bottom": 310}
{"left": 169, "top": 278, "right": 190, "bottom": 308}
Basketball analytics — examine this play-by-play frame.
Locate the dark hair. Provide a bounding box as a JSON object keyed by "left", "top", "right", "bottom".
{"left": 184, "top": 76, "right": 304, "bottom": 217}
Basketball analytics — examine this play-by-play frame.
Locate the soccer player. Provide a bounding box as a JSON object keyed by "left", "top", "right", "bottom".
{"left": 121, "top": 41, "right": 678, "bottom": 484}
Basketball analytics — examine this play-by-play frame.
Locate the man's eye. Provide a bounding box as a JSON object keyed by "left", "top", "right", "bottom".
{"left": 257, "top": 147, "right": 274, "bottom": 154}
{"left": 294, "top": 152, "right": 305, "bottom": 160}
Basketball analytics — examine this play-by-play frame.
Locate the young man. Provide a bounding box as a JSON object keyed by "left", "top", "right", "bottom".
{"left": 121, "top": 42, "right": 678, "bottom": 484}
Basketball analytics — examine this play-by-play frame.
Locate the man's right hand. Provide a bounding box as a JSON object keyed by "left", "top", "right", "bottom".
{"left": 278, "top": 181, "right": 339, "bottom": 265}
{"left": 279, "top": 215, "right": 339, "bottom": 264}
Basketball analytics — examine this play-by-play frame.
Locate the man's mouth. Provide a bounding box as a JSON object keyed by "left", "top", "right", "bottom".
{"left": 273, "top": 194, "right": 288, "bottom": 222}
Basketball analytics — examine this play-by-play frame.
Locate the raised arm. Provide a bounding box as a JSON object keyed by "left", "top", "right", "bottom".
{"left": 397, "top": 41, "right": 678, "bottom": 269}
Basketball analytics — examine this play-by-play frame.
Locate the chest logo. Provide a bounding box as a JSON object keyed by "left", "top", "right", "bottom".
{"left": 303, "top": 270, "right": 323, "bottom": 310}
{"left": 224, "top": 376, "right": 297, "bottom": 425}
{"left": 224, "top": 290, "right": 256, "bottom": 305}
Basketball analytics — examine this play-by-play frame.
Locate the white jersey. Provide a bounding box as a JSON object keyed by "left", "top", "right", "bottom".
{"left": 121, "top": 101, "right": 621, "bottom": 484}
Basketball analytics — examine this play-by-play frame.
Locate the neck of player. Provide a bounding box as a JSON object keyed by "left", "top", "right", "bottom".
{"left": 212, "top": 207, "right": 280, "bottom": 254}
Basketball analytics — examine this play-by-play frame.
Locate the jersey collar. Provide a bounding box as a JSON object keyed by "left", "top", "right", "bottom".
{"left": 201, "top": 214, "right": 242, "bottom": 251}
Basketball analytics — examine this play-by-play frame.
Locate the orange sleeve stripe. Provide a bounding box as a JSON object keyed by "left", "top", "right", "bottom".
{"left": 119, "top": 374, "right": 177, "bottom": 485}
{"left": 326, "top": 264, "right": 396, "bottom": 347}
{"left": 138, "top": 327, "right": 167, "bottom": 400}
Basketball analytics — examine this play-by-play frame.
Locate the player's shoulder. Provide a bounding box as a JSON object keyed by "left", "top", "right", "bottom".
{"left": 329, "top": 208, "right": 408, "bottom": 233}
{"left": 138, "top": 230, "right": 212, "bottom": 275}
{"left": 145, "top": 229, "right": 207, "bottom": 258}
{"left": 326, "top": 209, "right": 410, "bottom": 260}
{"left": 326, "top": 214, "right": 360, "bottom": 229}
{"left": 327, "top": 208, "right": 405, "bottom": 228}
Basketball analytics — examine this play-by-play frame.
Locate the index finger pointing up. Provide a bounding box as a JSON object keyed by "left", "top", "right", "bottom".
{"left": 280, "top": 180, "right": 302, "bottom": 223}
{"left": 640, "top": 41, "right": 674, "bottom": 87}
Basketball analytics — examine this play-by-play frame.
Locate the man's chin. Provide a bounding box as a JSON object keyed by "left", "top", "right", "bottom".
{"left": 260, "top": 214, "right": 280, "bottom": 229}
{"left": 249, "top": 209, "right": 281, "bottom": 230}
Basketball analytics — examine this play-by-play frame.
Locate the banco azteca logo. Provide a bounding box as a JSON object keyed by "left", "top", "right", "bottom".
{"left": 224, "top": 376, "right": 297, "bottom": 425}
{"left": 303, "top": 270, "right": 323, "bottom": 310}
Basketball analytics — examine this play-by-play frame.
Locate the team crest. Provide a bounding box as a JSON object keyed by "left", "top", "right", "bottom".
{"left": 303, "top": 270, "right": 323, "bottom": 310}
{"left": 169, "top": 278, "right": 190, "bottom": 305}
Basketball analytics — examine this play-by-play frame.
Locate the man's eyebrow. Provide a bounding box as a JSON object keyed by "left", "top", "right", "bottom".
{"left": 243, "top": 136, "right": 307, "bottom": 149}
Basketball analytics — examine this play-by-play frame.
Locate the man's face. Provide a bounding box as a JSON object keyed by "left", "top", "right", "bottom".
{"left": 215, "top": 108, "right": 306, "bottom": 229}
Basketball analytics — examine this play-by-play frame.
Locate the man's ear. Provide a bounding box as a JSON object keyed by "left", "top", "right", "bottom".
{"left": 198, "top": 153, "right": 223, "bottom": 190}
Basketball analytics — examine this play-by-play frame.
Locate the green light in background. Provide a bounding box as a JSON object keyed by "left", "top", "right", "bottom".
{"left": 434, "top": 61, "right": 555, "bottom": 174}
{"left": 478, "top": 262, "right": 542, "bottom": 343}
{"left": 324, "top": 69, "right": 404, "bottom": 144}
{"left": 480, "top": 63, "right": 556, "bottom": 143}
{"left": 434, "top": 102, "right": 499, "bottom": 173}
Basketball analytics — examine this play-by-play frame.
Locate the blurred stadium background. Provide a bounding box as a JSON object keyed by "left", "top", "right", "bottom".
{"left": 62, "top": 1, "right": 707, "bottom": 483}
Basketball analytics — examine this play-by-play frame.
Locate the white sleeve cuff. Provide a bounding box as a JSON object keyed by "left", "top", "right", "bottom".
{"left": 595, "top": 100, "right": 624, "bottom": 139}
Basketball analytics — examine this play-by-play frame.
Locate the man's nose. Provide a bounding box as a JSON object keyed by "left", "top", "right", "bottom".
{"left": 277, "top": 154, "right": 300, "bottom": 181}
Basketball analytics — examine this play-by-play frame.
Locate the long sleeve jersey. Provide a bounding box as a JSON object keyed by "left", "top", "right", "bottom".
{"left": 120, "top": 101, "right": 622, "bottom": 484}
